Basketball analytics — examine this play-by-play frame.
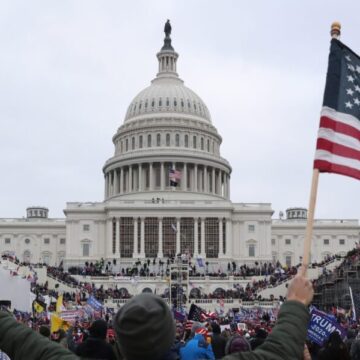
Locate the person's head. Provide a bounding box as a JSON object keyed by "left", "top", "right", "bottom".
{"left": 114, "top": 293, "right": 175, "bottom": 360}
{"left": 226, "top": 335, "right": 251, "bottom": 354}
{"left": 211, "top": 322, "right": 221, "bottom": 335}
{"left": 39, "top": 325, "right": 50, "bottom": 338}
{"left": 89, "top": 319, "right": 108, "bottom": 340}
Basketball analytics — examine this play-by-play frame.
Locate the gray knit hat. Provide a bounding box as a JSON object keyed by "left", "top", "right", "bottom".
{"left": 113, "top": 294, "right": 175, "bottom": 360}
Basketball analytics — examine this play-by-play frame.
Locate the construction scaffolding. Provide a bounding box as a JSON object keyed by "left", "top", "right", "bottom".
{"left": 169, "top": 255, "right": 189, "bottom": 311}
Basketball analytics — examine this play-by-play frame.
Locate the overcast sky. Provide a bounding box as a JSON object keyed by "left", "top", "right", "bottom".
{"left": 0, "top": 0, "right": 359, "bottom": 219}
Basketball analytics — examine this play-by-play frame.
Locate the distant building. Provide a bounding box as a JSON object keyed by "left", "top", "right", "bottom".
{"left": 0, "top": 28, "right": 359, "bottom": 268}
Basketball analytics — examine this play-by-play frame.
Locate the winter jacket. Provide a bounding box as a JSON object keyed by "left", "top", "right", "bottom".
{"left": 180, "top": 334, "right": 215, "bottom": 360}
{"left": 75, "top": 337, "right": 116, "bottom": 360}
{"left": 211, "top": 333, "right": 227, "bottom": 359}
{"left": 222, "top": 300, "right": 310, "bottom": 360}
{"left": 0, "top": 311, "right": 78, "bottom": 360}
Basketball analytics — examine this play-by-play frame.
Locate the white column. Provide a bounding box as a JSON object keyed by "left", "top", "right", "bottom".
{"left": 158, "top": 218, "right": 163, "bottom": 258}
{"left": 114, "top": 170, "right": 118, "bottom": 195}
{"left": 194, "top": 218, "right": 199, "bottom": 257}
{"left": 219, "top": 218, "right": 224, "bottom": 257}
{"left": 106, "top": 219, "right": 113, "bottom": 256}
{"left": 200, "top": 218, "right": 206, "bottom": 257}
{"left": 160, "top": 162, "right": 164, "bottom": 190}
{"left": 133, "top": 218, "right": 138, "bottom": 258}
{"left": 120, "top": 168, "right": 124, "bottom": 194}
{"left": 176, "top": 218, "right": 181, "bottom": 255}
{"left": 149, "top": 163, "right": 154, "bottom": 191}
{"left": 226, "top": 218, "right": 232, "bottom": 257}
{"left": 139, "top": 218, "right": 145, "bottom": 257}
{"left": 194, "top": 164, "right": 198, "bottom": 192}
{"left": 212, "top": 168, "right": 215, "bottom": 194}
{"left": 182, "top": 163, "right": 187, "bottom": 191}
{"left": 129, "top": 165, "right": 133, "bottom": 192}
{"left": 138, "top": 164, "right": 143, "bottom": 191}
{"left": 217, "top": 170, "right": 221, "bottom": 196}
{"left": 227, "top": 174, "right": 230, "bottom": 200}
{"left": 204, "top": 166, "right": 208, "bottom": 193}
{"left": 116, "top": 218, "right": 120, "bottom": 257}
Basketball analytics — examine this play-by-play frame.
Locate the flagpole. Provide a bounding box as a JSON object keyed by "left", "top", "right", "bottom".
{"left": 302, "top": 22, "right": 341, "bottom": 270}
{"left": 302, "top": 169, "right": 319, "bottom": 269}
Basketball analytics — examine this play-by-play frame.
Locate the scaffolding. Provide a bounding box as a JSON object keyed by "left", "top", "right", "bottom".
{"left": 169, "top": 255, "right": 189, "bottom": 311}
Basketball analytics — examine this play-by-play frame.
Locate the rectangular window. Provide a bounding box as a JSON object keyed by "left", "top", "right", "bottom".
{"left": 180, "top": 218, "right": 194, "bottom": 255}
{"left": 205, "top": 218, "right": 219, "bottom": 258}
{"left": 145, "top": 217, "right": 158, "bottom": 258}
{"left": 83, "top": 224, "right": 90, "bottom": 231}
{"left": 83, "top": 243, "right": 90, "bottom": 257}
{"left": 285, "top": 238, "right": 291, "bottom": 245}
{"left": 120, "top": 217, "right": 134, "bottom": 258}
{"left": 163, "top": 218, "right": 176, "bottom": 257}
{"left": 323, "top": 239, "right": 329, "bottom": 245}
{"left": 248, "top": 224, "right": 255, "bottom": 233}
{"left": 44, "top": 238, "right": 50, "bottom": 245}
{"left": 285, "top": 255, "right": 292, "bottom": 267}
{"left": 248, "top": 244, "right": 255, "bottom": 257}
{"left": 5, "top": 238, "right": 10, "bottom": 244}
{"left": 60, "top": 238, "right": 66, "bottom": 245}
{"left": 271, "top": 238, "right": 275, "bottom": 245}
{"left": 339, "top": 239, "right": 345, "bottom": 245}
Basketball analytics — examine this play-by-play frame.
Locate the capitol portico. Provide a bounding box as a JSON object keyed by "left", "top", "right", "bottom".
{"left": 0, "top": 24, "right": 359, "bottom": 268}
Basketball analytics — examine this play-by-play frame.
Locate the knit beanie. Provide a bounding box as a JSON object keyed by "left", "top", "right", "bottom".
{"left": 114, "top": 294, "right": 175, "bottom": 360}
{"left": 89, "top": 319, "right": 108, "bottom": 339}
{"left": 226, "top": 335, "right": 251, "bottom": 354}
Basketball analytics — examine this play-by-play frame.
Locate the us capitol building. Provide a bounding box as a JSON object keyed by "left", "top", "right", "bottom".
{"left": 0, "top": 24, "right": 359, "bottom": 270}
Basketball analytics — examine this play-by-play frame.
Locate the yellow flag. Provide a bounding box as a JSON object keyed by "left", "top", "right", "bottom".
{"left": 56, "top": 295, "right": 64, "bottom": 313}
{"left": 33, "top": 301, "right": 44, "bottom": 313}
{"left": 50, "top": 313, "right": 70, "bottom": 333}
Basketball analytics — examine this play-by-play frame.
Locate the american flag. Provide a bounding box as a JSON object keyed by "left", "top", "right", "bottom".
{"left": 314, "top": 38, "right": 360, "bottom": 180}
{"left": 169, "top": 168, "right": 181, "bottom": 186}
{"left": 188, "top": 303, "right": 210, "bottom": 322}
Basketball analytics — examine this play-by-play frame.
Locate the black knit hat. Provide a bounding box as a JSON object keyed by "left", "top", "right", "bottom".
{"left": 114, "top": 294, "right": 175, "bottom": 360}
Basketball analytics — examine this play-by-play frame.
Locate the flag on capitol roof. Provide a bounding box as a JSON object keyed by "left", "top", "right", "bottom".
{"left": 314, "top": 38, "right": 360, "bottom": 180}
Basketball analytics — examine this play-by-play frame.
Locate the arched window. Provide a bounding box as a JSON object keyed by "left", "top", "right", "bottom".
{"left": 157, "top": 133, "right": 161, "bottom": 146}
{"left": 175, "top": 134, "right": 180, "bottom": 147}
{"left": 151, "top": 99, "right": 155, "bottom": 108}
{"left": 185, "top": 135, "right": 188, "bottom": 148}
{"left": 201, "top": 137, "right": 204, "bottom": 150}
{"left": 166, "top": 133, "right": 170, "bottom": 146}
{"left": 193, "top": 136, "right": 197, "bottom": 149}
{"left": 147, "top": 134, "right": 152, "bottom": 147}
{"left": 174, "top": 98, "right": 177, "bottom": 107}
{"left": 181, "top": 99, "right": 184, "bottom": 108}
{"left": 132, "top": 137, "right": 135, "bottom": 150}
{"left": 120, "top": 141, "right": 123, "bottom": 153}
{"left": 139, "top": 101, "right": 142, "bottom": 110}
{"left": 166, "top": 98, "right": 170, "bottom": 107}
{"left": 139, "top": 135, "right": 143, "bottom": 148}
{"left": 125, "top": 139, "right": 129, "bottom": 151}
{"left": 145, "top": 101, "right": 148, "bottom": 109}
{"left": 159, "top": 98, "right": 162, "bottom": 107}
{"left": 207, "top": 139, "right": 210, "bottom": 152}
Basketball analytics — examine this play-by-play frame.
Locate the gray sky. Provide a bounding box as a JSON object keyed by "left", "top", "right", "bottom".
{"left": 0, "top": 0, "right": 359, "bottom": 219}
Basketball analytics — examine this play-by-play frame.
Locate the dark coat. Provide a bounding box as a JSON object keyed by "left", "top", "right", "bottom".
{"left": 75, "top": 337, "right": 116, "bottom": 360}
{"left": 211, "top": 333, "right": 227, "bottom": 359}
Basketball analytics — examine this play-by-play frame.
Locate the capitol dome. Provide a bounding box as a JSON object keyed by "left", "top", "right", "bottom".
{"left": 103, "top": 23, "right": 231, "bottom": 201}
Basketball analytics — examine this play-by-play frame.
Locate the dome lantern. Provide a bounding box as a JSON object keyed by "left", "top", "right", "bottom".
{"left": 155, "top": 20, "right": 179, "bottom": 80}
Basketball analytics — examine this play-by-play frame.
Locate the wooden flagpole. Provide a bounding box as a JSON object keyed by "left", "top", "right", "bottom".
{"left": 302, "top": 22, "right": 341, "bottom": 271}
{"left": 302, "top": 169, "right": 319, "bottom": 269}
